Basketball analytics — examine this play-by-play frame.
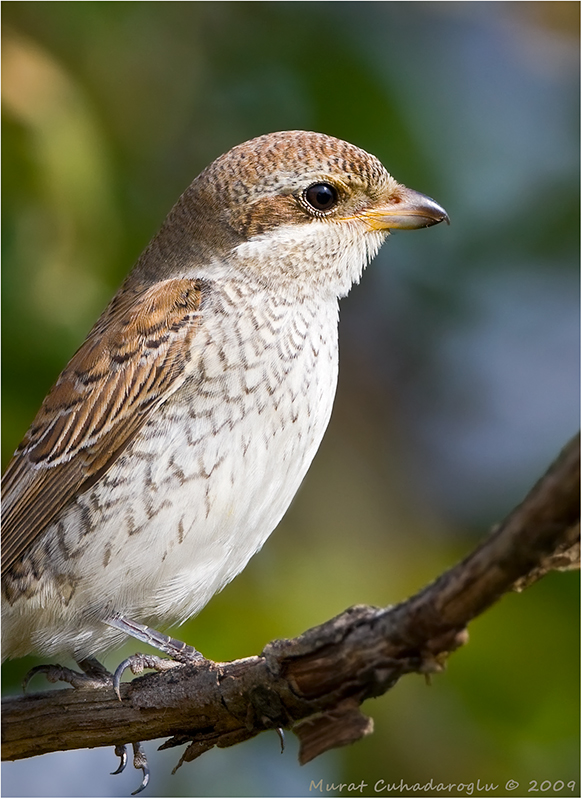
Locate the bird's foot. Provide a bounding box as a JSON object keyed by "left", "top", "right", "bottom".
{"left": 103, "top": 615, "right": 206, "bottom": 792}
{"left": 112, "top": 653, "right": 188, "bottom": 700}
{"left": 21, "top": 653, "right": 151, "bottom": 793}
{"left": 107, "top": 615, "right": 206, "bottom": 700}
{"left": 22, "top": 655, "right": 112, "bottom": 692}
{"left": 111, "top": 742, "right": 150, "bottom": 795}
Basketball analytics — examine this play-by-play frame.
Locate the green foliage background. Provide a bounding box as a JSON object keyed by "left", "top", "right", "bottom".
{"left": 2, "top": 2, "right": 579, "bottom": 797}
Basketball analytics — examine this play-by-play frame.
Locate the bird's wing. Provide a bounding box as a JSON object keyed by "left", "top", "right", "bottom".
{"left": 1, "top": 278, "right": 204, "bottom": 575}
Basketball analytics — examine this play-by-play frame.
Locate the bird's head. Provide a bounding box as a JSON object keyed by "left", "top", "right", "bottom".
{"left": 136, "top": 131, "right": 449, "bottom": 297}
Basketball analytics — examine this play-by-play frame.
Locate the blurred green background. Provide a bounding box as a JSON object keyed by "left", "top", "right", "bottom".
{"left": 1, "top": 2, "right": 579, "bottom": 797}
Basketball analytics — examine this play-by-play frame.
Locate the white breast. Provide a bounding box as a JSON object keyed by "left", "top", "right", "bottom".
{"left": 5, "top": 285, "right": 340, "bottom": 659}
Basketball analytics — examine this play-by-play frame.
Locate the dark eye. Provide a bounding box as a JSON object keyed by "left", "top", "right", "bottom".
{"left": 304, "top": 183, "right": 338, "bottom": 212}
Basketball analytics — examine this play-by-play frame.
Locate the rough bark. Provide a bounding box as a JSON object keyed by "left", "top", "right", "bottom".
{"left": 2, "top": 434, "right": 579, "bottom": 772}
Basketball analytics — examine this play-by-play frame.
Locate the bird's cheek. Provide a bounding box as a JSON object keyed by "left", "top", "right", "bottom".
{"left": 230, "top": 196, "right": 303, "bottom": 238}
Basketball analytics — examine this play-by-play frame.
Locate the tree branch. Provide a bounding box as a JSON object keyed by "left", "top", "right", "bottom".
{"left": 2, "top": 434, "right": 579, "bottom": 772}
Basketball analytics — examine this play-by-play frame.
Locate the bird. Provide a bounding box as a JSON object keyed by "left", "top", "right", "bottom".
{"left": 2, "top": 130, "right": 448, "bottom": 681}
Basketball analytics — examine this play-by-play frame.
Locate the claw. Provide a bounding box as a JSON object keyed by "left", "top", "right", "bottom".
{"left": 111, "top": 742, "right": 150, "bottom": 792}
{"left": 113, "top": 653, "right": 183, "bottom": 700}
{"left": 131, "top": 742, "right": 150, "bottom": 795}
{"left": 106, "top": 616, "right": 205, "bottom": 701}
{"left": 113, "top": 658, "right": 133, "bottom": 701}
{"left": 22, "top": 661, "right": 111, "bottom": 692}
{"left": 111, "top": 743, "right": 128, "bottom": 775}
{"left": 22, "top": 664, "right": 63, "bottom": 693}
{"left": 276, "top": 727, "right": 285, "bottom": 753}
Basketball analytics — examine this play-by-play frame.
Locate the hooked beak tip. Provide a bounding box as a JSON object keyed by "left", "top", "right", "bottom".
{"left": 364, "top": 188, "right": 450, "bottom": 231}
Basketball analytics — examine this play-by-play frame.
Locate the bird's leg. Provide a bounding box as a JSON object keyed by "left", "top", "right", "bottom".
{"left": 107, "top": 615, "right": 204, "bottom": 661}
{"left": 77, "top": 655, "right": 114, "bottom": 681}
{"left": 106, "top": 615, "right": 206, "bottom": 699}
{"left": 23, "top": 655, "right": 112, "bottom": 692}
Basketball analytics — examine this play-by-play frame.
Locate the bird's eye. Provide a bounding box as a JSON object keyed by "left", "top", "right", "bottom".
{"left": 304, "top": 183, "right": 338, "bottom": 212}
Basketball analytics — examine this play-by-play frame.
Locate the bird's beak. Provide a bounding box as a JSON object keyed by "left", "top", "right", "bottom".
{"left": 360, "top": 187, "right": 450, "bottom": 230}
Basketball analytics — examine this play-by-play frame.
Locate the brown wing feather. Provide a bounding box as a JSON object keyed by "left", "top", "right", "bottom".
{"left": 1, "top": 278, "right": 204, "bottom": 575}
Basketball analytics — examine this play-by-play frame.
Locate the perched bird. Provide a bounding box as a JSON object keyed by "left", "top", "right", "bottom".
{"left": 2, "top": 131, "right": 448, "bottom": 674}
